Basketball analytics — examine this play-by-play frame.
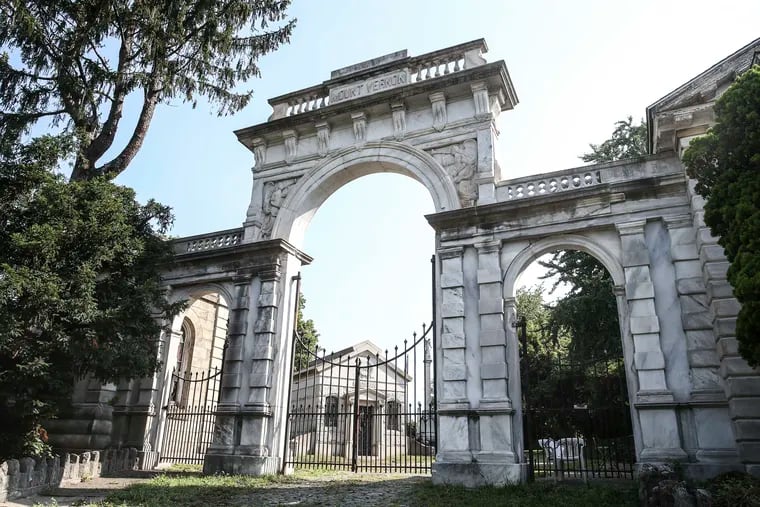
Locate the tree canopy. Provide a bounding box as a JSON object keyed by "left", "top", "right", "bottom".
{"left": 0, "top": 0, "right": 295, "bottom": 180}
{"left": 683, "top": 65, "right": 760, "bottom": 366}
{"left": 0, "top": 133, "right": 183, "bottom": 459}
{"left": 293, "top": 293, "right": 319, "bottom": 370}
{"left": 581, "top": 116, "right": 648, "bottom": 164}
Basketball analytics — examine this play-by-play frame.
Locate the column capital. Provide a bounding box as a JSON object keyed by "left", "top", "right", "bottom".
{"left": 616, "top": 219, "right": 647, "bottom": 236}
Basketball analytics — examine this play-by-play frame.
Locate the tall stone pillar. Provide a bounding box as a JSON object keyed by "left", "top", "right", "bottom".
{"left": 46, "top": 378, "right": 116, "bottom": 451}
{"left": 202, "top": 243, "right": 305, "bottom": 475}
{"left": 616, "top": 220, "right": 687, "bottom": 463}
{"left": 432, "top": 243, "right": 521, "bottom": 486}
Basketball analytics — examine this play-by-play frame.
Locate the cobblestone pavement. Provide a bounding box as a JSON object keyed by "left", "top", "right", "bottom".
{"left": 2, "top": 472, "right": 431, "bottom": 506}
{"left": 233, "top": 473, "right": 428, "bottom": 506}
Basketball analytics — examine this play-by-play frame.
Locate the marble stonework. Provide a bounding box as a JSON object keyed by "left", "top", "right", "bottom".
{"left": 95, "top": 38, "right": 760, "bottom": 485}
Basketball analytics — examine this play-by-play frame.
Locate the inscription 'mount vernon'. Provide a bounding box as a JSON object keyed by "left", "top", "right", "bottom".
{"left": 328, "top": 69, "right": 410, "bottom": 105}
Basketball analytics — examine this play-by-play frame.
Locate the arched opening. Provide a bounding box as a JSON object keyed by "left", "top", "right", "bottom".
{"left": 157, "top": 289, "right": 231, "bottom": 467}
{"left": 284, "top": 164, "right": 438, "bottom": 472}
{"left": 507, "top": 244, "right": 636, "bottom": 481}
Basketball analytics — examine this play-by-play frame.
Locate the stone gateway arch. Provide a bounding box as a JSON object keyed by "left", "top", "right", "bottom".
{"left": 87, "top": 38, "right": 760, "bottom": 486}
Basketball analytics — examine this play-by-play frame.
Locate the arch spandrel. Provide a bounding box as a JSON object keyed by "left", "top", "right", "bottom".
{"left": 268, "top": 141, "right": 461, "bottom": 247}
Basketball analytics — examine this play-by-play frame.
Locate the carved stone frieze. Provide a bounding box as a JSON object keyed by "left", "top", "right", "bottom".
{"left": 429, "top": 139, "right": 478, "bottom": 207}
{"left": 250, "top": 177, "right": 298, "bottom": 240}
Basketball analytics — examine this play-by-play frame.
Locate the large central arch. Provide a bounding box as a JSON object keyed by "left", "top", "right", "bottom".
{"left": 272, "top": 141, "right": 460, "bottom": 247}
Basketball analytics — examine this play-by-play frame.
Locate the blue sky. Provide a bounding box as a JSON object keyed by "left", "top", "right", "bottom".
{"left": 110, "top": 0, "right": 760, "bottom": 355}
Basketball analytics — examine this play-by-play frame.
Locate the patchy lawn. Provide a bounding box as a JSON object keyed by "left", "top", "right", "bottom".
{"left": 43, "top": 470, "right": 638, "bottom": 506}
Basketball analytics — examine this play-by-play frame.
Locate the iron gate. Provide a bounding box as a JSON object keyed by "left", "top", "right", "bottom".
{"left": 159, "top": 367, "right": 221, "bottom": 464}
{"left": 516, "top": 317, "right": 636, "bottom": 481}
{"left": 284, "top": 323, "right": 437, "bottom": 474}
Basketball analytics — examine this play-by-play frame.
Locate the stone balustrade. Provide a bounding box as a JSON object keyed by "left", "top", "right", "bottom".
{"left": 174, "top": 228, "right": 243, "bottom": 254}
{"left": 501, "top": 168, "right": 603, "bottom": 200}
{"left": 267, "top": 39, "right": 488, "bottom": 120}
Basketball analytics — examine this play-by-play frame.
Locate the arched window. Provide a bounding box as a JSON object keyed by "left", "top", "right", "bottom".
{"left": 324, "top": 396, "right": 339, "bottom": 427}
{"left": 387, "top": 400, "right": 401, "bottom": 431}
{"left": 171, "top": 319, "right": 195, "bottom": 405}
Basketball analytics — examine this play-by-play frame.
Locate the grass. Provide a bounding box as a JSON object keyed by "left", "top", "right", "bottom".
{"left": 42, "top": 470, "right": 638, "bottom": 507}
{"left": 411, "top": 481, "right": 639, "bottom": 507}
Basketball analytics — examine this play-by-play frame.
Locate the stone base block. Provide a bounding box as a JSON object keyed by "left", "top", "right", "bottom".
{"left": 431, "top": 462, "right": 525, "bottom": 487}
{"left": 746, "top": 464, "right": 760, "bottom": 478}
{"left": 137, "top": 451, "right": 159, "bottom": 470}
{"left": 202, "top": 454, "right": 280, "bottom": 476}
{"left": 681, "top": 463, "right": 745, "bottom": 481}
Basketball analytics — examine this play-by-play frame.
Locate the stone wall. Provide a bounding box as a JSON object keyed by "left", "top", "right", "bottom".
{"left": 0, "top": 448, "right": 137, "bottom": 503}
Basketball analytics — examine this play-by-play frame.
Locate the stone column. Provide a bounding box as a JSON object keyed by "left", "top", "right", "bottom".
{"left": 663, "top": 214, "right": 741, "bottom": 473}
{"left": 203, "top": 276, "right": 255, "bottom": 470}
{"left": 474, "top": 240, "right": 518, "bottom": 477}
{"left": 616, "top": 220, "right": 687, "bottom": 463}
{"left": 691, "top": 188, "right": 760, "bottom": 475}
{"left": 433, "top": 247, "right": 470, "bottom": 469}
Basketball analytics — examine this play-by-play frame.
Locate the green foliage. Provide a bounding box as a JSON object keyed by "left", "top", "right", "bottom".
{"left": 0, "top": 134, "right": 182, "bottom": 459}
{"left": 0, "top": 0, "right": 295, "bottom": 180}
{"left": 293, "top": 293, "right": 319, "bottom": 370}
{"left": 581, "top": 116, "right": 648, "bottom": 163}
{"left": 683, "top": 65, "right": 760, "bottom": 366}
{"left": 540, "top": 250, "right": 622, "bottom": 359}
{"left": 707, "top": 472, "right": 760, "bottom": 507}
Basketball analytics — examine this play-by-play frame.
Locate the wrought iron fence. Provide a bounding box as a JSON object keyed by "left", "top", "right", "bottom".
{"left": 284, "top": 323, "right": 436, "bottom": 474}
{"left": 159, "top": 367, "right": 221, "bottom": 464}
{"left": 516, "top": 318, "right": 635, "bottom": 481}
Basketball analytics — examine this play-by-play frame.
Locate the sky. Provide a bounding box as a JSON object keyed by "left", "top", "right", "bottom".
{"left": 108, "top": 0, "right": 760, "bottom": 357}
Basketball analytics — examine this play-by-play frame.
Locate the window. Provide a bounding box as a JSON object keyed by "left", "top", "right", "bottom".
{"left": 387, "top": 400, "right": 401, "bottom": 431}
{"left": 324, "top": 396, "right": 338, "bottom": 427}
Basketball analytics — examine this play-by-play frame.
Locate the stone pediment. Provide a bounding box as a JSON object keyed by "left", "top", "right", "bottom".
{"left": 647, "top": 37, "right": 760, "bottom": 155}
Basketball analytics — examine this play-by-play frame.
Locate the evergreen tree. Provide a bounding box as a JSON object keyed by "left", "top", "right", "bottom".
{"left": 683, "top": 65, "right": 760, "bottom": 366}
{"left": 0, "top": 0, "right": 295, "bottom": 180}
{"left": 0, "top": 133, "right": 183, "bottom": 459}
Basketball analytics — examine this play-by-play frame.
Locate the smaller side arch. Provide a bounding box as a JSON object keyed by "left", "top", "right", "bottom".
{"left": 502, "top": 234, "right": 625, "bottom": 297}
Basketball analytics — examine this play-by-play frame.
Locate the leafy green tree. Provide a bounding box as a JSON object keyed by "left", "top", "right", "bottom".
{"left": 683, "top": 65, "right": 760, "bottom": 366}
{"left": 540, "top": 251, "right": 622, "bottom": 360}
{"left": 515, "top": 285, "right": 568, "bottom": 359}
{"left": 0, "top": 133, "right": 183, "bottom": 459}
{"left": 293, "top": 293, "right": 319, "bottom": 370}
{"left": 0, "top": 0, "right": 295, "bottom": 180}
{"left": 581, "top": 116, "right": 648, "bottom": 163}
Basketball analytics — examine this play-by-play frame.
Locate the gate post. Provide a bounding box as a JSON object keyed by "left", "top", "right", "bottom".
{"left": 202, "top": 240, "right": 311, "bottom": 475}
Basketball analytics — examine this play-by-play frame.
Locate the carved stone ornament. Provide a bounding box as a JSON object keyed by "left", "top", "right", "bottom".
{"left": 429, "top": 92, "right": 447, "bottom": 132}
{"left": 391, "top": 102, "right": 406, "bottom": 141}
{"left": 471, "top": 82, "right": 490, "bottom": 118}
{"left": 252, "top": 177, "right": 298, "bottom": 240}
{"left": 315, "top": 122, "right": 330, "bottom": 157}
{"left": 282, "top": 130, "right": 298, "bottom": 163}
{"left": 429, "top": 139, "right": 478, "bottom": 207}
{"left": 252, "top": 138, "right": 267, "bottom": 168}
{"left": 351, "top": 112, "right": 367, "bottom": 144}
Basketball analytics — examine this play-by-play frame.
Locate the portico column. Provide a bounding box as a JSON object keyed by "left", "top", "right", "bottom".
{"left": 616, "top": 220, "right": 687, "bottom": 463}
